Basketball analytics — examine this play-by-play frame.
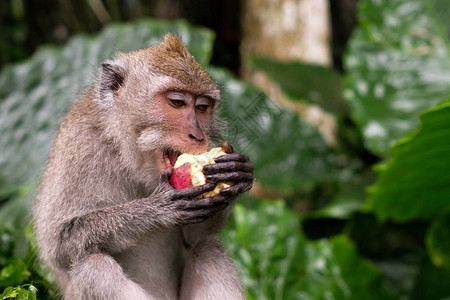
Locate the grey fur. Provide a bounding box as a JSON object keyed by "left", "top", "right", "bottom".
{"left": 34, "top": 35, "right": 251, "bottom": 300}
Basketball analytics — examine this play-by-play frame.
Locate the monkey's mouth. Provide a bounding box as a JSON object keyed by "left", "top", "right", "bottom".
{"left": 163, "top": 148, "right": 181, "bottom": 168}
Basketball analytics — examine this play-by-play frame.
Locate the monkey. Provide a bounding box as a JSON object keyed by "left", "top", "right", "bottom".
{"left": 33, "top": 33, "right": 254, "bottom": 300}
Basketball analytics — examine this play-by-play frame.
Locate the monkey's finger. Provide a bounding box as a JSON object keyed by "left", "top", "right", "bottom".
{"left": 220, "top": 141, "right": 234, "bottom": 154}
{"left": 178, "top": 202, "right": 229, "bottom": 224}
{"left": 181, "top": 195, "right": 228, "bottom": 209}
{"left": 171, "top": 182, "right": 217, "bottom": 199}
{"left": 203, "top": 161, "right": 254, "bottom": 175}
{"left": 160, "top": 167, "right": 173, "bottom": 183}
{"left": 178, "top": 216, "right": 209, "bottom": 225}
{"left": 206, "top": 171, "right": 254, "bottom": 183}
{"left": 214, "top": 153, "right": 250, "bottom": 163}
{"left": 220, "top": 181, "right": 253, "bottom": 197}
{"left": 186, "top": 202, "right": 229, "bottom": 215}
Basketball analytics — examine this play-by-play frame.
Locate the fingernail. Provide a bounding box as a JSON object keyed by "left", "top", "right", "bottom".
{"left": 221, "top": 141, "right": 234, "bottom": 154}
{"left": 220, "top": 189, "right": 230, "bottom": 196}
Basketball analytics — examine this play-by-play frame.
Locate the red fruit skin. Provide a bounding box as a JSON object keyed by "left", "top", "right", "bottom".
{"left": 169, "top": 162, "right": 193, "bottom": 189}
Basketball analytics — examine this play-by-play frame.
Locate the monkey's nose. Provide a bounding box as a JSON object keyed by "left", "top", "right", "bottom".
{"left": 188, "top": 133, "right": 205, "bottom": 142}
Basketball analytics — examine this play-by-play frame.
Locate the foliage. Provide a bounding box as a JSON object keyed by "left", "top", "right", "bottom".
{"left": 210, "top": 67, "right": 340, "bottom": 193}
{"left": 247, "top": 57, "right": 346, "bottom": 113}
{"left": 367, "top": 101, "right": 450, "bottom": 221}
{"left": 1, "top": 0, "right": 450, "bottom": 297}
{"left": 427, "top": 211, "right": 450, "bottom": 270}
{"left": 343, "top": 0, "right": 450, "bottom": 157}
{"left": 0, "top": 18, "right": 376, "bottom": 298}
{"left": 247, "top": 0, "right": 450, "bottom": 298}
{"left": 0, "top": 285, "right": 37, "bottom": 300}
{"left": 223, "top": 199, "right": 394, "bottom": 300}
{"left": 0, "top": 225, "right": 56, "bottom": 299}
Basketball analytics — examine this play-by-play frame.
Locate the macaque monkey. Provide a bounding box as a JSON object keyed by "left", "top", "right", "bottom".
{"left": 33, "top": 34, "right": 254, "bottom": 300}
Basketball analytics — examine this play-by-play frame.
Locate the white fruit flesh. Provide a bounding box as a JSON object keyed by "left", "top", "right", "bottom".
{"left": 173, "top": 147, "right": 231, "bottom": 197}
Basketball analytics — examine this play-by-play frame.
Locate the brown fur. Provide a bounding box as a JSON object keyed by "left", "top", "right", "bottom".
{"left": 125, "top": 34, "right": 219, "bottom": 99}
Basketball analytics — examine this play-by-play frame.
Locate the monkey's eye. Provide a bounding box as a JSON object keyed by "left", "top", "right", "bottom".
{"left": 169, "top": 99, "right": 185, "bottom": 107}
{"left": 195, "top": 97, "right": 211, "bottom": 112}
{"left": 196, "top": 104, "right": 209, "bottom": 112}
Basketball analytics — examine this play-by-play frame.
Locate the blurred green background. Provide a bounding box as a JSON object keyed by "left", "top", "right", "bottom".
{"left": 1, "top": 0, "right": 450, "bottom": 299}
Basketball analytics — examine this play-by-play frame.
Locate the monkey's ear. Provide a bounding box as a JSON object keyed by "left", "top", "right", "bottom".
{"left": 98, "top": 62, "right": 126, "bottom": 103}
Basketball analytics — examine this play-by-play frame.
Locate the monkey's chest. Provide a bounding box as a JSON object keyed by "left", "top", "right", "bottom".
{"left": 113, "top": 229, "right": 185, "bottom": 299}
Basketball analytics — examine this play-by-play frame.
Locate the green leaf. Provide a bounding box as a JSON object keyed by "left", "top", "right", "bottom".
{"left": 0, "top": 285, "right": 37, "bottom": 300}
{"left": 0, "top": 18, "right": 214, "bottom": 186}
{"left": 210, "top": 67, "right": 339, "bottom": 193}
{"left": 311, "top": 236, "right": 394, "bottom": 300}
{"left": 249, "top": 57, "right": 346, "bottom": 113}
{"left": 0, "top": 286, "right": 14, "bottom": 298}
{"left": 0, "top": 259, "right": 30, "bottom": 288}
{"left": 375, "top": 255, "right": 422, "bottom": 300}
{"left": 367, "top": 101, "right": 450, "bottom": 221}
{"left": 427, "top": 211, "right": 450, "bottom": 270}
{"left": 223, "top": 200, "right": 395, "bottom": 299}
{"left": 410, "top": 258, "right": 450, "bottom": 300}
{"left": 0, "top": 224, "right": 57, "bottom": 298}
{"left": 344, "top": 0, "right": 450, "bottom": 156}
{"left": 312, "top": 171, "right": 376, "bottom": 219}
{"left": 27, "top": 285, "right": 38, "bottom": 300}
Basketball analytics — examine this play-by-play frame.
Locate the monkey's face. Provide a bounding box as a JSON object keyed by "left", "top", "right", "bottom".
{"left": 152, "top": 90, "right": 217, "bottom": 173}
{"left": 97, "top": 35, "right": 222, "bottom": 177}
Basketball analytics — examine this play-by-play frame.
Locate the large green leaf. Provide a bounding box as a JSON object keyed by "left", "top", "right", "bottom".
{"left": 0, "top": 19, "right": 215, "bottom": 186}
{"left": 223, "top": 200, "right": 395, "bottom": 300}
{"left": 344, "top": 0, "right": 450, "bottom": 157}
{"left": 210, "top": 67, "right": 340, "bottom": 193}
{"left": 367, "top": 101, "right": 450, "bottom": 221}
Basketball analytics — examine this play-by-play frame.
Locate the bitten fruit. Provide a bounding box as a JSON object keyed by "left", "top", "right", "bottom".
{"left": 169, "top": 143, "right": 233, "bottom": 198}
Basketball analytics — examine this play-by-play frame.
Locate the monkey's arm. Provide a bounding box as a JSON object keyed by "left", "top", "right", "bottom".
{"left": 54, "top": 180, "right": 223, "bottom": 269}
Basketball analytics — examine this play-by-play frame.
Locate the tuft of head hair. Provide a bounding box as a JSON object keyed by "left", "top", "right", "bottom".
{"left": 130, "top": 34, "right": 219, "bottom": 98}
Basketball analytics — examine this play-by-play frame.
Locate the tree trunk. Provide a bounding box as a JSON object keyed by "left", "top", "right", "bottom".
{"left": 241, "top": 0, "right": 336, "bottom": 146}
{"left": 241, "top": 0, "right": 331, "bottom": 65}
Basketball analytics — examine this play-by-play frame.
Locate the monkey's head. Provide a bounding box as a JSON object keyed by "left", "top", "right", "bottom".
{"left": 96, "top": 34, "right": 222, "bottom": 173}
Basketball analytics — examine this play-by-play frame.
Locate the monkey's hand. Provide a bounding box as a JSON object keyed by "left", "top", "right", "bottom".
{"left": 203, "top": 148, "right": 254, "bottom": 198}
{"left": 155, "top": 168, "right": 231, "bottom": 225}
